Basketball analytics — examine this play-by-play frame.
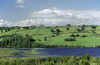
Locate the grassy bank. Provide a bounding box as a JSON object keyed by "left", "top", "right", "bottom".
{"left": 0, "top": 54, "right": 99, "bottom": 65}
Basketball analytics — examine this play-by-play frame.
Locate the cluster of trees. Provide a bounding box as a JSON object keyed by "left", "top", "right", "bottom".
{"left": 51, "top": 29, "right": 61, "bottom": 33}
{"left": 64, "top": 38, "right": 76, "bottom": 41}
{"left": 66, "top": 28, "right": 69, "bottom": 30}
{"left": 0, "top": 34, "right": 36, "bottom": 48}
{"left": 0, "top": 28, "right": 15, "bottom": 33}
{"left": 77, "top": 24, "right": 85, "bottom": 32}
{"left": 70, "top": 34, "right": 88, "bottom": 38}
{"left": 0, "top": 54, "right": 99, "bottom": 65}
{"left": 23, "top": 27, "right": 30, "bottom": 29}
{"left": 0, "top": 27, "right": 14, "bottom": 30}
{"left": 51, "top": 29, "right": 61, "bottom": 36}
{"left": 91, "top": 25, "right": 96, "bottom": 30}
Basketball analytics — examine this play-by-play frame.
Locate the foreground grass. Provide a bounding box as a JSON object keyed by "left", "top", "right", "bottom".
{"left": 0, "top": 54, "right": 99, "bottom": 65}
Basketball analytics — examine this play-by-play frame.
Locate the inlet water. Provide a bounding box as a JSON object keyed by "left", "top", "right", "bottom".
{"left": 35, "top": 48, "right": 100, "bottom": 57}
{"left": 6, "top": 48, "right": 100, "bottom": 57}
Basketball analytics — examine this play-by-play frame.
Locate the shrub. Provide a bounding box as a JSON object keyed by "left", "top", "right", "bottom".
{"left": 69, "top": 38, "right": 75, "bottom": 41}
{"left": 76, "top": 34, "right": 79, "bottom": 37}
{"left": 70, "top": 34, "right": 75, "bottom": 37}
{"left": 56, "top": 29, "right": 60, "bottom": 32}
{"left": 56, "top": 33, "right": 60, "bottom": 36}
{"left": 64, "top": 38, "right": 69, "bottom": 41}
{"left": 50, "top": 29, "right": 55, "bottom": 32}
{"left": 77, "top": 29, "right": 81, "bottom": 32}
{"left": 81, "top": 35, "right": 87, "bottom": 37}
{"left": 51, "top": 35, "right": 55, "bottom": 37}
{"left": 17, "top": 28, "right": 20, "bottom": 29}
{"left": 85, "top": 53, "right": 90, "bottom": 60}
{"left": 66, "top": 28, "right": 69, "bottom": 30}
{"left": 64, "top": 38, "right": 76, "bottom": 41}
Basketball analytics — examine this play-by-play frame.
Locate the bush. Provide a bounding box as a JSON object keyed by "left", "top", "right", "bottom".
{"left": 56, "top": 29, "right": 60, "bottom": 32}
{"left": 66, "top": 28, "right": 69, "bottom": 30}
{"left": 64, "top": 38, "right": 76, "bottom": 41}
{"left": 81, "top": 35, "right": 87, "bottom": 37}
{"left": 70, "top": 34, "right": 75, "bottom": 37}
{"left": 56, "top": 33, "right": 60, "bottom": 36}
{"left": 17, "top": 28, "right": 20, "bottom": 29}
{"left": 76, "top": 34, "right": 79, "bottom": 37}
{"left": 50, "top": 29, "right": 55, "bottom": 32}
{"left": 51, "top": 35, "right": 55, "bottom": 37}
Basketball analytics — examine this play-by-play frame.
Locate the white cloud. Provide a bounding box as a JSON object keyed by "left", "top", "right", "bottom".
{"left": 2, "top": 7, "right": 100, "bottom": 27}
{"left": 29, "top": 7, "right": 100, "bottom": 25}
{"left": 0, "top": 20, "right": 13, "bottom": 27}
{"left": 15, "top": 5, "right": 25, "bottom": 8}
{"left": 16, "top": 0, "right": 25, "bottom": 4}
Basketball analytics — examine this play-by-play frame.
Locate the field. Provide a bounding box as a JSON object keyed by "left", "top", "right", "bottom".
{"left": 0, "top": 26, "right": 100, "bottom": 47}
{"left": 0, "top": 26, "right": 100, "bottom": 65}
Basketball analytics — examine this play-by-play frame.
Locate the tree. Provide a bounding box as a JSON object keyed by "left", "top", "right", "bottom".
{"left": 91, "top": 26, "right": 96, "bottom": 34}
{"left": 77, "top": 29, "right": 82, "bottom": 32}
{"left": 56, "top": 29, "right": 60, "bottom": 33}
{"left": 23, "top": 27, "right": 29, "bottom": 29}
{"left": 8, "top": 28, "right": 10, "bottom": 31}
{"left": 5, "top": 29, "right": 7, "bottom": 32}
{"left": 83, "top": 24, "right": 85, "bottom": 27}
{"left": 70, "top": 34, "right": 76, "bottom": 39}
{"left": 50, "top": 29, "right": 55, "bottom": 32}
{"left": 85, "top": 53, "right": 90, "bottom": 60}
{"left": 66, "top": 24, "right": 71, "bottom": 27}
{"left": 44, "top": 37, "right": 47, "bottom": 41}
{"left": 91, "top": 26, "right": 96, "bottom": 30}
{"left": 66, "top": 28, "right": 69, "bottom": 30}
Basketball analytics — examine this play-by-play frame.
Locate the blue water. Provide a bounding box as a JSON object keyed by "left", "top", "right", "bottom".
{"left": 35, "top": 48, "right": 100, "bottom": 57}
{"left": 6, "top": 48, "right": 100, "bottom": 57}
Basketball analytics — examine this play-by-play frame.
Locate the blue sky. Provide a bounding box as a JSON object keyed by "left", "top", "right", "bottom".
{"left": 0, "top": 0, "right": 100, "bottom": 26}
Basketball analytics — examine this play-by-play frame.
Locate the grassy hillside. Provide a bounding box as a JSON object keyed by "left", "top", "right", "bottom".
{"left": 0, "top": 26, "right": 100, "bottom": 47}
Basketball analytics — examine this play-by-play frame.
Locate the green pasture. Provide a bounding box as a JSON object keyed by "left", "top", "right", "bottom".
{"left": 0, "top": 26, "right": 100, "bottom": 47}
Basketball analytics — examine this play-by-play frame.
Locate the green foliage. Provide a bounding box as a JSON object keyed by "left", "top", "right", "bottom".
{"left": 81, "top": 35, "right": 87, "bottom": 37}
{"left": 66, "top": 28, "right": 69, "bottom": 30}
{"left": 50, "top": 29, "right": 55, "bottom": 32}
{"left": 0, "top": 34, "right": 36, "bottom": 48}
{"left": 0, "top": 55, "right": 98, "bottom": 65}
{"left": 85, "top": 53, "right": 90, "bottom": 60}
{"left": 91, "top": 26, "right": 96, "bottom": 29}
{"left": 70, "top": 34, "right": 75, "bottom": 37}
{"left": 23, "top": 27, "right": 29, "bottom": 29}
{"left": 51, "top": 35, "right": 55, "bottom": 37}
{"left": 56, "top": 29, "right": 60, "bottom": 33}
{"left": 76, "top": 34, "right": 80, "bottom": 37}
{"left": 64, "top": 38, "right": 76, "bottom": 41}
{"left": 66, "top": 24, "right": 71, "bottom": 27}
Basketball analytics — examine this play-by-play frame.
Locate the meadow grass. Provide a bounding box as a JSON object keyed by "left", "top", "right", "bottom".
{"left": 0, "top": 26, "right": 100, "bottom": 47}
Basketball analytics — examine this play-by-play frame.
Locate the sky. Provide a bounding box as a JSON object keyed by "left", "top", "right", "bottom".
{"left": 0, "top": 0, "right": 100, "bottom": 27}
